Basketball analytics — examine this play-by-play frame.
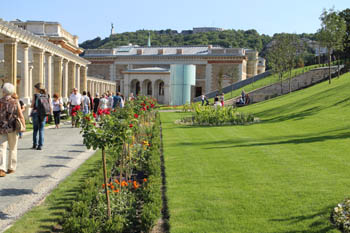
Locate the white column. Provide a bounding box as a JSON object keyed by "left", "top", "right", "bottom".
{"left": 110, "top": 63, "right": 116, "bottom": 81}
{"left": 29, "top": 65, "right": 33, "bottom": 98}
{"left": 76, "top": 64, "right": 80, "bottom": 91}
{"left": 45, "top": 52, "right": 53, "bottom": 96}
{"left": 205, "top": 64, "right": 212, "bottom": 93}
{"left": 63, "top": 59, "right": 69, "bottom": 101}
{"left": 21, "top": 43, "right": 30, "bottom": 104}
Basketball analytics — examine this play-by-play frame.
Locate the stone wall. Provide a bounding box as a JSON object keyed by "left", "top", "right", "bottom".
{"left": 225, "top": 67, "right": 340, "bottom": 106}
{"left": 196, "top": 64, "right": 206, "bottom": 80}
{"left": 211, "top": 63, "right": 241, "bottom": 91}
{"left": 88, "top": 64, "right": 110, "bottom": 80}
{"left": 115, "top": 64, "right": 128, "bottom": 80}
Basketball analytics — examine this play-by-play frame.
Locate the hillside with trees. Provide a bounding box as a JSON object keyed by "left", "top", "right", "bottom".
{"left": 79, "top": 29, "right": 272, "bottom": 52}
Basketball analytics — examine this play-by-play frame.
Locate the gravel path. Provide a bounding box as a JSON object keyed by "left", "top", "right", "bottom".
{"left": 0, "top": 122, "right": 95, "bottom": 232}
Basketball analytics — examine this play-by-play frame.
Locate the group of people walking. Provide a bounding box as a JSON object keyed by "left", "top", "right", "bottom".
{"left": 0, "top": 80, "right": 127, "bottom": 177}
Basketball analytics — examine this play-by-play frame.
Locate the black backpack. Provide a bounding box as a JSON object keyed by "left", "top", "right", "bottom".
{"left": 37, "top": 94, "right": 51, "bottom": 116}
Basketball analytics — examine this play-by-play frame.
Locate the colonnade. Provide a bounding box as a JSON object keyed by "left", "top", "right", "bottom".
{"left": 0, "top": 19, "right": 116, "bottom": 119}
{"left": 87, "top": 77, "right": 117, "bottom": 97}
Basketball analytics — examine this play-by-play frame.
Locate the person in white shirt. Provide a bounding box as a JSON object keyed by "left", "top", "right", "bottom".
{"left": 68, "top": 88, "right": 82, "bottom": 127}
{"left": 98, "top": 94, "right": 109, "bottom": 110}
{"left": 107, "top": 92, "right": 114, "bottom": 108}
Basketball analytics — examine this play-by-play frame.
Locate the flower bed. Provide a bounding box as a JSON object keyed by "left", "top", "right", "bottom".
{"left": 331, "top": 198, "right": 350, "bottom": 232}
{"left": 61, "top": 97, "right": 161, "bottom": 233}
{"left": 180, "top": 105, "right": 258, "bottom": 126}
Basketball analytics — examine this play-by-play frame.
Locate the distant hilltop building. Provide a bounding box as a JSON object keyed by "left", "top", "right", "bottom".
{"left": 193, "top": 27, "right": 224, "bottom": 33}
{"left": 83, "top": 45, "right": 265, "bottom": 105}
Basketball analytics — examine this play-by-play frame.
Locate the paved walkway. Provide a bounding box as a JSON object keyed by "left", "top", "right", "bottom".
{"left": 0, "top": 122, "right": 95, "bottom": 232}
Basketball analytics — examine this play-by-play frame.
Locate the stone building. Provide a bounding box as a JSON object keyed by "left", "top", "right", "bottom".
{"left": 83, "top": 45, "right": 265, "bottom": 105}
{"left": 0, "top": 19, "right": 116, "bottom": 118}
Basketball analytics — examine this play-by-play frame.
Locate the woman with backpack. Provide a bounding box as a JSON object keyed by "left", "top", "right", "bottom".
{"left": 31, "top": 83, "right": 51, "bottom": 150}
{"left": 0, "top": 83, "right": 25, "bottom": 177}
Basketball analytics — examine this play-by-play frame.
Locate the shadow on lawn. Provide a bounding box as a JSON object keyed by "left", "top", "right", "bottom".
{"left": 159, "top": 123, "right": 170, "bottom": 233}
{"left": 175, "top": 126, "right": 350, "bottom": 149}
{"left": 270, "top": 205, "right": 336, "bottom": 233}
{"left": 35, "top": 155, "right": 101, "bottom": 232}
{"left": 204, "top": 131, "right": 350, "bottom": 149}
{"left": 261, "top": 106, "right": 323, "bottom": 123}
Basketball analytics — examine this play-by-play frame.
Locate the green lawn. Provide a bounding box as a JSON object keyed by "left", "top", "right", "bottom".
{"left": 161, "top": 73, "right": 350, "bottom": 232}
{"left": 5, "top": 150, "right": 102, "bottom": 233}
{"left": 213, "top": 64, "right": 320, "bottom": 103}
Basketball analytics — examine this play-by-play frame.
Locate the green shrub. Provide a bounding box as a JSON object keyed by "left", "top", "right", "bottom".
{"left": 183, "top": 105, "right": 256, "bottom": 126}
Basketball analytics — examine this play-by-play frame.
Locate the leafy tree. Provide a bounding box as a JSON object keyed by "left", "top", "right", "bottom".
{"left": 285, "top": 34, "right": 303, "bottom": 93}
{"left": 267, "top": 34, "right": 289, "bottom": 94}
{"left": 317, "top": 8, "right": 346, "bottom": 83}
{"left": 339, "top": 9, "right": 350, "bottom": 65}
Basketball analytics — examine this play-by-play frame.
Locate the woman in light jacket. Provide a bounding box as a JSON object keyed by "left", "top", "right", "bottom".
{"left": 0, "top": 83, "right": 25, "bottom": 177}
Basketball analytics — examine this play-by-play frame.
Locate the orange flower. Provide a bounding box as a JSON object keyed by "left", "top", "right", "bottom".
{"left": 128, "top": 180, "right": 132, "bottom": 183}
{"left": 111, "top": 185, "right": 115, "bottom": 190}
{"left": 102, "top": 184, "right": 105, "bottom": 188}
{"left": 114, "top": 179, "right": 120, "bottom": 184}
{"left": 143, "top": 178, "right": 147, "bottom": 182}
{"left": 107, "top": 190, "right": 110, "bottom": 194}
{"left": 113, "top": 189, "right": 119, "bottom": 193}
{"left": 133, "top": 181, "right": 139, "bottom": 189}
{"left": 121, "top": 181, "right": 128, "bottom": 187}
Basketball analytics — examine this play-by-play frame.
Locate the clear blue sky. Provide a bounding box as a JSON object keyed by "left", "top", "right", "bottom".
{"left": 1, "top": 0, "right": 348, "bottom": 43}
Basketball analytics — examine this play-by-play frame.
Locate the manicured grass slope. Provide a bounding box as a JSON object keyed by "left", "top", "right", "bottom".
{"left": 161, "top": 74, "right": 350, "bottom": 233}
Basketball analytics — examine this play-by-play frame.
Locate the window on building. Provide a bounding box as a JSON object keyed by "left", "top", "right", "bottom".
{"left": 147, "top": 82, "right": 152, "bottom": 95}
{"left": 159, "top": 82, "right": 164, "bottom": 96}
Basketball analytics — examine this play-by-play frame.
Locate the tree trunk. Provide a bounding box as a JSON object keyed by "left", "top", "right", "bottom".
{"left": 280, "top": 74, "right": 283, "bottom": 95}
{"left": 289, "top": 70, "right": 292, "bottom": 93}
{"left": 328, "top": 52, "right": 331, "bottom": 84}
{"left": 336, "top": 55, "right": 340, "bottom": 78}
{"left": 102, "top": 148, "right": 111, "bottom": 219}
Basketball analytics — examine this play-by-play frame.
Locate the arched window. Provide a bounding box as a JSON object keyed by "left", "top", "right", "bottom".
{"left": 159, "top": 82, "right": 164, "bottom": 96}
{"left": 136, "top": 81, "right": 140, "bottom": 95}
{"left": 147, "top": 82, "right": 152, "bottom": 95}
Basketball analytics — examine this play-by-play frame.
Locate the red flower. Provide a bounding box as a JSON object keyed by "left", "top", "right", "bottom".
{"left": 141, "top": 103, "right": 146, "bottom": 107}
{"left": 129, "top": 123, "right": 133, "bottom": 128}
{"left": 134, "top": 113, "right": 139, "bottom": 118}
{"left": 85, "top": 116, "right": 90, "bottom": 121}
{"left": 97, "top": 109, "right": 103, "bottom": 116}
{"left": 93, "top": 112, "right": 97, "bottom": 118}
{"left": 93, "top": 122, "right": 96, "bottom": 126}
{"left": 146, "top": 105, "right": 149, "bottom": 110}
{"left": 72, "top": 112, "right": 77, "bottom": 117}
{"left": 151, "top": 104, "right": 155, "bottom": 108}
{"left": 73, "top": 105, "right": 81, "bottom": 111}
{"left": 142, "top": 107, "right": 146, "bottom": 111}
{"left": 104, "top": 109, "right": 111, "bottom": 115}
